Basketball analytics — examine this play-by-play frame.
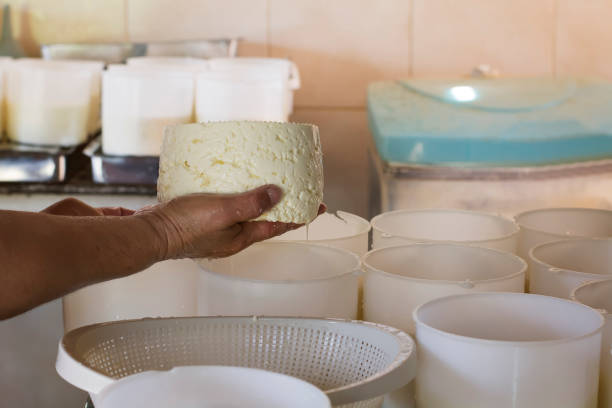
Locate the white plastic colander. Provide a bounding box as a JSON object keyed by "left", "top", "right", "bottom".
{"left": 56, "top": 316, "right": 416, "bottom": 408}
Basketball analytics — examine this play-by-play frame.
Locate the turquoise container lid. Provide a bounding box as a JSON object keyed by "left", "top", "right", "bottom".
{"left": 367, "top": 78, "right": 612, "bottom": 166}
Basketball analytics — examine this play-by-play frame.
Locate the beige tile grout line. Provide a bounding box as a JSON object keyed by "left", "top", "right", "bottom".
{"left": 265, "top": 0, "right": 270, "bottom": 57}
{"left": 409, "top": 0, "right": 414, "bottom": 77}
{"left": 552, "top": 0, "right": 558, "bottom": 77}
{"left": 123, "top": 0, "right": 130, "bottom": 42}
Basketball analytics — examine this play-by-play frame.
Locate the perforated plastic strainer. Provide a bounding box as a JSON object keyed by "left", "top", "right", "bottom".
{"left": 56, "top": 316, "right": 416, "bottom": 408}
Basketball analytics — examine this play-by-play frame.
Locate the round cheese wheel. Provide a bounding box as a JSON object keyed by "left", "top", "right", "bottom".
{"left": 157, "top": 121, "right": 324, "bottom": 224}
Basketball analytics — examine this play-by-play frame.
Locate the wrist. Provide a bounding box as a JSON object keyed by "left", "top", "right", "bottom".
{"left": 133, "top": 210, "right": 173, "bottom": 262}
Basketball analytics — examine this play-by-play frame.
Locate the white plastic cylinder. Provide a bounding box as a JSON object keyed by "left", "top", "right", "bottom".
{"left": 208, "top": 57, "right": 300, "bottom": 116}
{"left": 572, "top": 279, "right": 612, "bottom": 408}
{"left": 415, "top": 293, "right": 604, "bottom": 408}
{"left": 363, "top": 244, "right": 525, "bottom": 334}
{"left": 195, "top": 66, "right": 290, "bottom": 122}
{"left": 529, "top": 238, "right": 612, "bottom": 299}
{"left": 95, "top": 366, "right": 331, "bottom": 408}
{"left": 516, "top": 208, "right": 612, "bottom": 263}
{"left": 273, "top": 211, "right": 371, "bottom": 256}
{"left": 102, "top": 66, "right": 194, "bottom": 156}
{"left": 62, "top": 259, "right": 200, "bottom": 332}
{"left": 371, "top": 209, "right": 519, "bottom": 253}
{"left": 197, "top": 242, "right": 360, "bottom": 319}
{"left": 6, "top": 61, "right": 92, "bottom": 146}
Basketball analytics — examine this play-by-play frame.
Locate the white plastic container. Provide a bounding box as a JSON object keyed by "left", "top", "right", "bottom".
{"left": 363, "top": 243, "right": 525, "bottom": 334}
{"left": 6, "top": 61, "right": 92, "bottom": 146}
{"left": 95, "top": 366, "right": 331, "bottom": 408}
{"left": 56, "top": 316, "right": 417, "bottom": 408}
{"left": 197, "top": 242, "right": 360, "bottom": 319}
{"left": 196, "top": 58, "right": 299, "bottom": 122}
{"left": 414, "top": 293, "right": 604, "bottom": 408}
{"left": 273, "top": 211, "right": 371, "bottom": 256}
{"left": 208, "top": 57, "right": 300, "bottom": 116}
{"left": 529, "top": 238, "right": 612, "bottom": 299}
{"left": 62, "top": 259, "right": 200, "bottom": 332}
{"left": 127, "top": 56, "right": 209, "bottom": 70}
{"left": 371, "top": 209, "right": 519, "bottom": 253}
{"left": 102, "top": 66, "right": 194, "bottom": 156}
{"left": 572, "top": 279, "right": 612, "bottom": 408}
{"left": 516, "top": 208, "right": 612, "bottom": 263}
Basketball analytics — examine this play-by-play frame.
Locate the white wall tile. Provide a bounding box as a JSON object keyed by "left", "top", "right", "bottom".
{"left": 413, "top": 0, "right": 555, "bottom": 76}
{"left": 269, "top": 0, "right": 411, "bottom": 108}
{"left": 128, "top": 0, "right": 267, "bottom": 56}
{"left": 557, "top": 0, "right": 612, "bottom": 79}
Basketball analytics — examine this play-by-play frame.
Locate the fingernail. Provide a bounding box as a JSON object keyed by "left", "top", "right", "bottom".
{"left": 266, "top": 186, "right": 282, "bottom": 205}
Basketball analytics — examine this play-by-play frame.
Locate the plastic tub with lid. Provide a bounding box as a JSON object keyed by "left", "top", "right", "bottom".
{"left": 102, "top": 65, "right": 194, "bottom": 156}
{"left": 529, "top": 238, "right": 612, "bottom": 299}
{"left": 6, "top": 60, "right": 93, "bottom": 146}
{"left": 197, "top": 242, "right": 360, "bottom": 319}
{"left": 363, "top": 243, "right": 525, "bottom": 334}
{"left": 572, "top": 279, "right": 612, "bottom": 408}
{"left": 516, "top": 207, "right": 612, "bottom": 264}
{"left": 371, "top": 208, "right": 518, "bottom": 252}
{"left": 208, "top": 57, "right": 300, "bottom": 116}
{"left": 367, "top": 78, "right": 612, "bottom": 217}
{"left": 95, "top": 366, "right": 331, "bottom": 408}
{"left": 273, "top": 211, "right": 370, "bottom": 256}
{"left": 414, "top": 292, "right": 604, "bottom": 408}
{"left": 196, "top": 57, "right": 299, "bottom": 122}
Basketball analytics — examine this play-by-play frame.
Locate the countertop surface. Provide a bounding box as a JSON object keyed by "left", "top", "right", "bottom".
{"left": 0, "top": 166, "right": 156, "bottom": 196}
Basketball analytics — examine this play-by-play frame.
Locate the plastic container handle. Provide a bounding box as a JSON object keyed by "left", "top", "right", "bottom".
{"left": 288, "top": 61, "right": 301, "bottom": 90}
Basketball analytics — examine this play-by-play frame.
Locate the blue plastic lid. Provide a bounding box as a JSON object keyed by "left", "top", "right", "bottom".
{"left": 367, "top": 78, "right": 612, "bottom": 166}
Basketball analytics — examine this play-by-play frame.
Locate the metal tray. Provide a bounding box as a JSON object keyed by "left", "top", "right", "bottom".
{"left": 84, "top": 138, "right": 159, "bottom": 185}
{"left": 0, "top": 139, "right": 88, "bottom": 183}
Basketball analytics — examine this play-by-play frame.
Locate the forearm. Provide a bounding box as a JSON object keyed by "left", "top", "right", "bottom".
{"left": 0, "top": 210, "right": 163, "bottom": 319}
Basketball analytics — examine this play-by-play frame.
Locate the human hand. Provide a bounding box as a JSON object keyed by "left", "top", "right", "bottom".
{"left": 42, "top": 198, "right": 135, "bottom": 217}
{"left": 137, "top": 185, "right": 325, "bottom": 260}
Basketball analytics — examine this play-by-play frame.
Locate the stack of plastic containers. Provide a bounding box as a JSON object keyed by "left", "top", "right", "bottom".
{"left": 102, "top": 65, "right": 195, "bottom": 156}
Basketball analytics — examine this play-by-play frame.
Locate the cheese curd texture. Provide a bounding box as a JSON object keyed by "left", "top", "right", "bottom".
{"left": 157, "top": 121, "right": 324, "bottom": 223}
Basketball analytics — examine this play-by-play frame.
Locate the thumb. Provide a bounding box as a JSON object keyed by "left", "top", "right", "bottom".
{"left": 222, "top": 185, "right": 283, "bottom": 224}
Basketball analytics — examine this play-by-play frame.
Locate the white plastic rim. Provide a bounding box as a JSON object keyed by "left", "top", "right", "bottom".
{"left": 6, "top": 61, "right": 93, "bottom": 146}
{"left": 56, "top": 316, "right": 417, "bottom": 406}
{"left": 95, "top": 366, "right": 331, "bottom": 408}
{"left": 101, "top": 66, "right": 194, "bottom": 156}
{"left": 572, "top": 279, "right": 612, "bottom": 408}
{"left": 127, "top": 56, "right": 209, "bottom": 67}
{"left": 363, "top": 243, "right": 526, "bottom": 334}
{"left": 208, "top": 57, "right": 301, "bottom": 89}
{"left": 414, "top": 292, "right": 604, "bottom": 408}
{"left": 371, "top": 208, "right": 519, "bottom": 253}
{"left": 273, "top": 211, "right": 371, "bottom": 256}
{"left": 197, "top": 242, "right": 361, "bottom": 319}
{"left": 515, "top": 207, "right": 612, "bottom": 261}
{"left": 529, "top": 238, "right": 612, "bottom": 299}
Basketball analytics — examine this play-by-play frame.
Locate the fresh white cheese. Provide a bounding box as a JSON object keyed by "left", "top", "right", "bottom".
{"left": 157, "top": 121, "right": 324, "bottom": 223}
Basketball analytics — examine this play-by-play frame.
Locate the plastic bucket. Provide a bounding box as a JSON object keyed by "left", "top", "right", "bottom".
{"left": 62, "top": 259, "right": 200, "bottom": 332}
{"left": 102, "top": 66, "right": 194, "bottom": 156}
{"left": 197, "top": 242, "right": 360, "bottom": 319}
{"left": 363, "top": 243, "right": 525, "bottom": 334}
{"left": 95, "top": 366, "right": 331, "bottom": 408}
{"left": 6, "top": 61, "right": 92, "bottom": 146}
{"left": 572, "top": 279, "right": 612, "bottom": 408}
{"left": 273, "top": 211, "right": 370, "bottom": 256}
{"left": 529, "top": 238, "right": 612, "bottom": 298}
{"left": 195, "top": 64, "right": 291, "bottom": 122}
{"left": 371, "top": 209, "right": 519, "bottom": 253}
{"left": 414, "top": 293, "right": 604, "bottom": 408}
{"left": 516, "top": 208, "right": 612, "bottom": 263}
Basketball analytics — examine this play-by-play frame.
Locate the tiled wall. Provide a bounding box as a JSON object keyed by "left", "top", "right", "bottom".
{"left": 4, "top": 0, "right": 612, "bottom": 216}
